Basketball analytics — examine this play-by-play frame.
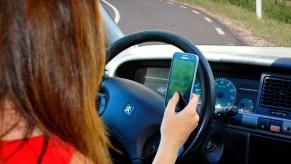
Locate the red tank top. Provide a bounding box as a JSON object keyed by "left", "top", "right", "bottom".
{"left": 0, "top": 135, "right": 76, "bottom": 164}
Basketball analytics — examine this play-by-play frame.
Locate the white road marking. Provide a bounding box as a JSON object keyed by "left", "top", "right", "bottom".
{"left": 204, "top": 17, "right": 212, "bottom": 22}
{"left": 192, "top": 10, "right": 200, "bottom": 14}
{"left": 215, "top": 28, "right": 226, "bottom": 35}
{"left": 101, "top": 0, "right": 120, "bottom": 23}
{"left": 180, "top": 6, "right": 187, "bottom": 8}
{"left": 167, "top": 2, "right": 174, "bottom": 4}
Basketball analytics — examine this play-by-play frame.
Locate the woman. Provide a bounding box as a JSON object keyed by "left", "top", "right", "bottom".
{"left": 0, "top": 0, "right": 199, "bottom": 163}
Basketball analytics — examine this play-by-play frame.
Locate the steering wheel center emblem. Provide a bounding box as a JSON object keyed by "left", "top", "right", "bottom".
{"left": 123, "top": 104, "right": 134, "bottom": 115}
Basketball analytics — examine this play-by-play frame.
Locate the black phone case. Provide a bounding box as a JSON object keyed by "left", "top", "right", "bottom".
{"left": 175, "top": 92, "right": 188, "bottom": 112}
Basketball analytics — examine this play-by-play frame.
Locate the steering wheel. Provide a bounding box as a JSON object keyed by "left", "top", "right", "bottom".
{"left": 101, "top": 31, "right": 215, "bottom": 163}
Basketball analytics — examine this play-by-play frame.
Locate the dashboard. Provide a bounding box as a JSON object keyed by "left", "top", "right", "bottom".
{"left": 105, "top": 44, "right": 291, "bottom": 163}
{"left": 131, "top": 64, "right": 291, "bottom": 136}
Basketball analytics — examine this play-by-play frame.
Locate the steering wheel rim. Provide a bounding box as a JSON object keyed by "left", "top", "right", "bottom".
{"left": 104, "top": 30, "right": 215, "bottom": 163}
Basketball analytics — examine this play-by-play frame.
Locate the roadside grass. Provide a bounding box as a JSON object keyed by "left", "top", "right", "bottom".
{"left": 174, "top": 0, "right": 291, "bottom": 47}
{"left": 210, "top": 0, "right": 291, "bottom": 24}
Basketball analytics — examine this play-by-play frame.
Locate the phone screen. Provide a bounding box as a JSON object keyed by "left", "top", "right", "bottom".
{"left": 165, "top": 52, "right": 198, "bottom": 109}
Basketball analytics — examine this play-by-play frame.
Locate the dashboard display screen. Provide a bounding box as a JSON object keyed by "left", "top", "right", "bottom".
{"left": 141, "top": 68, "right": 169, "bottom": 97}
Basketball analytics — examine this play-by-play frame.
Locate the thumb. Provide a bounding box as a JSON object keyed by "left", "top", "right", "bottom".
{"left": 166, "top": 92, "right": 179, "bottom": 112}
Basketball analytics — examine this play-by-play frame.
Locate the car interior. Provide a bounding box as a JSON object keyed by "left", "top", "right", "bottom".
{"left": 99, "top": 2, "right": 291, "bottom": 164}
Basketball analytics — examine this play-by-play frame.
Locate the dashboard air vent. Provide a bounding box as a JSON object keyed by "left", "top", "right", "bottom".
{"left": 260, "top": 77, "right": 291, "bottom": 110}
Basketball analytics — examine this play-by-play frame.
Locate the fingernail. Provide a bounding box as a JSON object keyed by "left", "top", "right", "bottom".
{"left": 174, "top": 92, "right": 178, "bottom": 98}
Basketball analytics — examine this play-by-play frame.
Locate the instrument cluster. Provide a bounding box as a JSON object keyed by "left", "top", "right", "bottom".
{"left": 138, "top": 67, "right": 259, "bottom": 114}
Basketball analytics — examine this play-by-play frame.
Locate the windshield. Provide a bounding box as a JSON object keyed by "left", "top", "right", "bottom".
{"left": 101, "top": 0, "right": 291, "bottom": 48}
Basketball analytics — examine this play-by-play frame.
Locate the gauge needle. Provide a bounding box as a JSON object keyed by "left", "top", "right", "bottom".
{"left": 243, "top": 107, "right": 250, "bottom": 113}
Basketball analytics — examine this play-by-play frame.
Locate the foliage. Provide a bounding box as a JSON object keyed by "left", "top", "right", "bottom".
{"left": 263, "top": 2, "right": 291, "bottom": 24}
{"left": 208, "top": 0, "right": 291, "bottom": 24}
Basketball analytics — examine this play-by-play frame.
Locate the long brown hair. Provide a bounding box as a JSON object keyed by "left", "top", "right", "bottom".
{"left": 0, "top": 0, "right": 111, "bottom": 163}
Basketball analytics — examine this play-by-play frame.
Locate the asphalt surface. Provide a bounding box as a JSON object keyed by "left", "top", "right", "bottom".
{"left": 101, "top": 0, "right": 243, "bottom": 45}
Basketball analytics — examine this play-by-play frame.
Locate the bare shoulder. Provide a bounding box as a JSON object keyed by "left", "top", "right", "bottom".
{"left": 70, "top": 150, "right": 93, "bottom": 164}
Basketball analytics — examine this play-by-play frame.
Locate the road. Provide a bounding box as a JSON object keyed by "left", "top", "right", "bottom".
{"left": 101, "top": 0, "right": 243, "bottom": 45}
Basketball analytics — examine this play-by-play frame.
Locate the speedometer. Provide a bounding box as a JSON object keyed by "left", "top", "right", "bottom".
{"left": 193, "top": 78, "right": 202, "bottom": 98}
{"left": 215, "top": 78, "right": 237, "bottom": 109}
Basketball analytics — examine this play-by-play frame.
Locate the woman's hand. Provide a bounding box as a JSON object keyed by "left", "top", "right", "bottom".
{"left": 153, "top": 92, "right": 199, "bottom": 164}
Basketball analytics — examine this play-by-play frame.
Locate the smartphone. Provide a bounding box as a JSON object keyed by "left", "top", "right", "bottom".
{"left": 165, "top": 52, "right": 199, "bottom": 112}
